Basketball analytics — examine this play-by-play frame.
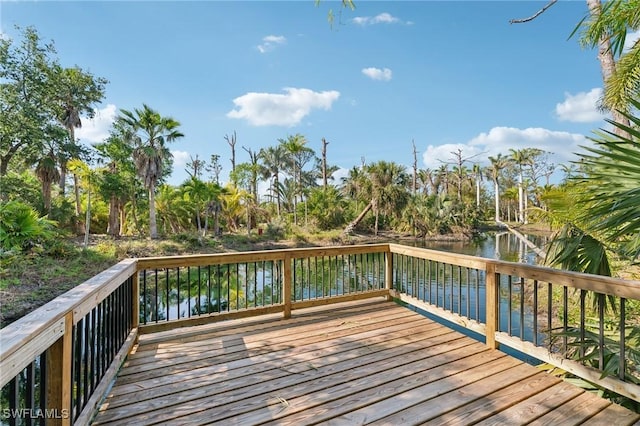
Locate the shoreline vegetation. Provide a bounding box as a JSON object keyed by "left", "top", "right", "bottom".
{"left": 0, "top": 223, "right": 552, "bottom": 328}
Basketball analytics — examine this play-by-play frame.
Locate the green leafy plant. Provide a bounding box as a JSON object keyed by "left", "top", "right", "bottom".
{"left": 0, "top": 201, "right": 57, "bottom": 254}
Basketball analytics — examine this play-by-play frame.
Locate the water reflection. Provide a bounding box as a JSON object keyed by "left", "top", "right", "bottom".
{"left": 411, "top": 231, "right": 549, "bottom": 264}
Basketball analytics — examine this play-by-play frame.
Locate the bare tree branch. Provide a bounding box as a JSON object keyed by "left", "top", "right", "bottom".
{"left": 510, "top": 0, "right": 558, "bottom": 24}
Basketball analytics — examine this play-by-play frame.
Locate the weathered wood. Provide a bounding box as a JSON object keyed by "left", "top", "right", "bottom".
{"left": 485, "top": 262, "right": 498, "bottom": 349}
{"left": 494, "top": 262, "right": 640, "bottom": 300}
{"left": 283, "top": 253, "right": 292, "bottom": 319}
{"left": 472, "top": 381, "right": 586, "bottom": 425}
{"left": 390, "top": 291, "right": 487, "bottom": 337}
{"left": 138, "top": 304, "right": 284, "bottom": 335}
{"left": 72, "top": 259, "right": 137, "bottom": 324}
{"left": 385, "top": 250, "right": 393, "bottom": 300}
{"left": 328, "top": 357, "right": 532, "bottom": 425}
{"left": 419, "top": 372, "right": 562, "bottom": 425}
{"left": 131, "top": 271, "right": 139, "bottom": 333}
{"left": 342, "top": 362, "right": 542, "bottom": 425}
{"left": 496, "top": 332, "right": 640, "bottom": 402}
{"left": 527, "top": 392, "right": 612, "bottom": 426}
{"left": 586, "top": 400, "right": 640, "bottom": 424}
{"left": 0, "top": 316, "right": 65, "bottom": 387}
{"left": 389, "top": 243, "right": 488, "bottom": 270}
{"left": 291, "top": 290, "right": 388, "bottom": 310}
{"left": 135, "top": 244, "right": 389, "bottom": 270}
{"left": 45, "top": 312, "right": 72, "bottom": 426}
{"left": 74, "top": 328, "right": 137, "bottom": 426}
{"left": 0, "top": 259, "right": 136, "bottom": 362}
{"left": 95, "top": 318, "right": 462, "bottom": 423}
{"left": 92, "top": 300, "right": 640, "bottom": 426}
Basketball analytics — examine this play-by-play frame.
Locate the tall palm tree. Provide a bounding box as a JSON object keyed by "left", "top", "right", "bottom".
{"left": 279, "top": 134, "right": 314, "bottom": 225}
{"left": 35, "top": 150, "right": 60, "bottom": 214}
{"left": 472, "top": 163, "right": 483, "bottom": 208}
{"left": 118, "top": 104, "right": 184, "bottom": 239}
{"left": 509, "top": 148, "right": 533, "bottom": 224}
{"left": 259, "top": 145, "right": 286, "bottom": 217}
{"left": 576, "top": 0, "right": 637, "bottom": 128}
{"left": 486, "top": 154, "right": 509, "bottom": 223}
{"left": 94, "top": 127, "right": 135, "bottom": 237}
{"left": 368, "top": 161, "right": 409, "bottom": 236}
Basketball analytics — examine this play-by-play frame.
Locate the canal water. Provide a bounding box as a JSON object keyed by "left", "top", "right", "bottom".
{"left": 405, "top": 231, "right": 551, "bottom": 359}
{"left": 412, "top": 231, "right": 549, "bottom": 265}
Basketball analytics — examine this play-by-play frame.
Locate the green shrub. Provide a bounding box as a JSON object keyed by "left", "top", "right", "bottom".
{"left": 0, "top": 201, "right": 57, "bottom": 254}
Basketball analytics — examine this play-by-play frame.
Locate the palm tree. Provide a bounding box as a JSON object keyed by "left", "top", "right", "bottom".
{"left": 509, "top": 148, "right": 534, "bottom": 224}
{"left": 279, "top": 134, "right": 314, "bottom": 225}
{"left": 118, "top": 104, "right": 184, "bottom": 239}
{"left": 472, "top": 163, "right": 483, "bottom": 208}
{"left": 259, "top": 145, "right": 286, "bottom": 217}
{"left": 551, "top": 102, "right": 640, "bottom": 271}
{"left": 486, "top": 154, "right": 509, "bottom": 223}
{"left": 182, "top": 177, "right": 209, "bottom": 237}
{"left": 575, "top": 0, "right": 637, "bottom": 128}
{"left": 67, "top": 158, "right": 96, "bottom": 248}
{"left": 155, "top": 184, "right": 190, "bottom": 234}
{"left": 35, "top": 150, "right": 60, "bottom": 214}
{"left": 95, "top": 128, "right": 135, "bottom": 237}
{"left": 341, "top": 166, "right": 369, "bottom": 214}
{"left": 368, "top": 161, "right": 409, "bottom": 236}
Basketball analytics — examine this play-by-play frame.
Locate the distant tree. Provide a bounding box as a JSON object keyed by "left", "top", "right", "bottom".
{"left": 279, "top": 134, "right": 314, "bottom": 225}
{"left": 35, "top": 150, "right": 60, "bottom": 214}
{"left": 307, "top": 186, "right": 347, "bottom": 230}
{"left": 486, "top": 154, "right": 509, "bottom": 222}
{"left": 186, "top": 154, "right": 206, "bottom": 179}
{"left": 95, "top": 126, "right": 137, "bottom": 236}
{"left": 118, "top": 104, "right": 184, "bottom": 239}
{"left": 259, "top": 145, "right": 286, "bottom": 217}
{"left": 225, "top": 131, "right": 237, "bottom": 177}
{"left": 53, "top": 65, "right": 107, "bottom": 195}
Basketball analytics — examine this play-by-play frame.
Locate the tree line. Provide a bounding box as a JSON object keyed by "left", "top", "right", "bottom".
{"left": 2, "top": 0, "right": 640, "bottom": 281}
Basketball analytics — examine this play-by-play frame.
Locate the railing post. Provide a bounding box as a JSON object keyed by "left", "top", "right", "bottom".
{"left": 385, "top": 249, "right": 393, "bottom": 301}
{"left": 46, "top": 311, "right": 73, "bottom": 425}
{"left": 132, "top": 269, "right": 140, "bottom": 336}
{"left": 485, "top": 263, "right": 499, "bottom": 349}
{"left": 283, "top": 254, "right": 292, "bottom": 319}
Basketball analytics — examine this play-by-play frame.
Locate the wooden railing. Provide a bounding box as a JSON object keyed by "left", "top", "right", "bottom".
{"left": 1, "top": 243, "right": 639, "bottom": 425}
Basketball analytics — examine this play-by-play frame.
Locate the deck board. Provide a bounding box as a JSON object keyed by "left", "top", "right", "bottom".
{"left": 93, "top": 298, "right": 640, "bottom": 425}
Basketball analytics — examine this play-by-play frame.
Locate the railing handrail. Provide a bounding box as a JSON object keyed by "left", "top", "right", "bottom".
{"left": 0, "top": 258, "right": 137, "bottom": 384}
{"left": 388, "top": 243, "right": 640, "bottom": 299}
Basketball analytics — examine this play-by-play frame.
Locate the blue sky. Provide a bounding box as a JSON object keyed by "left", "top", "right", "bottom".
{"left": 3, "top": 1, "right": 638, "bottom": 186}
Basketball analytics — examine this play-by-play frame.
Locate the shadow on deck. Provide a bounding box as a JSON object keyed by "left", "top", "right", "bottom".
{"left": 93, "top": 299, "right": 640, "bottom": 425}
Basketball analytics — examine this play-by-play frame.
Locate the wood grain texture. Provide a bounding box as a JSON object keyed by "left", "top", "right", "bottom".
{"left": 92, "top": 299, "right": 640, "bottom": 426}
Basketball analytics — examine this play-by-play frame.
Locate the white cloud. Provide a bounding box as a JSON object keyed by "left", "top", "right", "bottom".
{"left": 332, "top": 167, "right": 350, "bottom": 185}
{"left": 353, "top": 12, "right": 402, "bottom": 26}
{"left": 555, "top": 88, "right": 606, "bottom": 123}
{"left": 624, "top": 30, "right": 640, "bottom": 52}
{"left": 76, "top": 104, "right": 117, "bottom": 144}
{"left": 171, "top": 150, "right": 190, "bottom": 169}
{"left": 422, "top": 126, "right": 590, "bottom": 171}
{"left": 362, "top": 67, "right": 392, "bottom": 81}
{"left": 257, "top": 35, "right": 286, "bottom": 53}
{"left": 227, "top": 87, "right": 340, "bottom": 127}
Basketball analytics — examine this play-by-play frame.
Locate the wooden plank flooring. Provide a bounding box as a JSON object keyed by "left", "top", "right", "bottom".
{"left": 93, "top": 298, "right": 640, "bottom": 425}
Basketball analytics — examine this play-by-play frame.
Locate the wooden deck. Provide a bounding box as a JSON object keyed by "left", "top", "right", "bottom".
{"left": 92, "top": 298, "right": 640, "bottom": 425}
